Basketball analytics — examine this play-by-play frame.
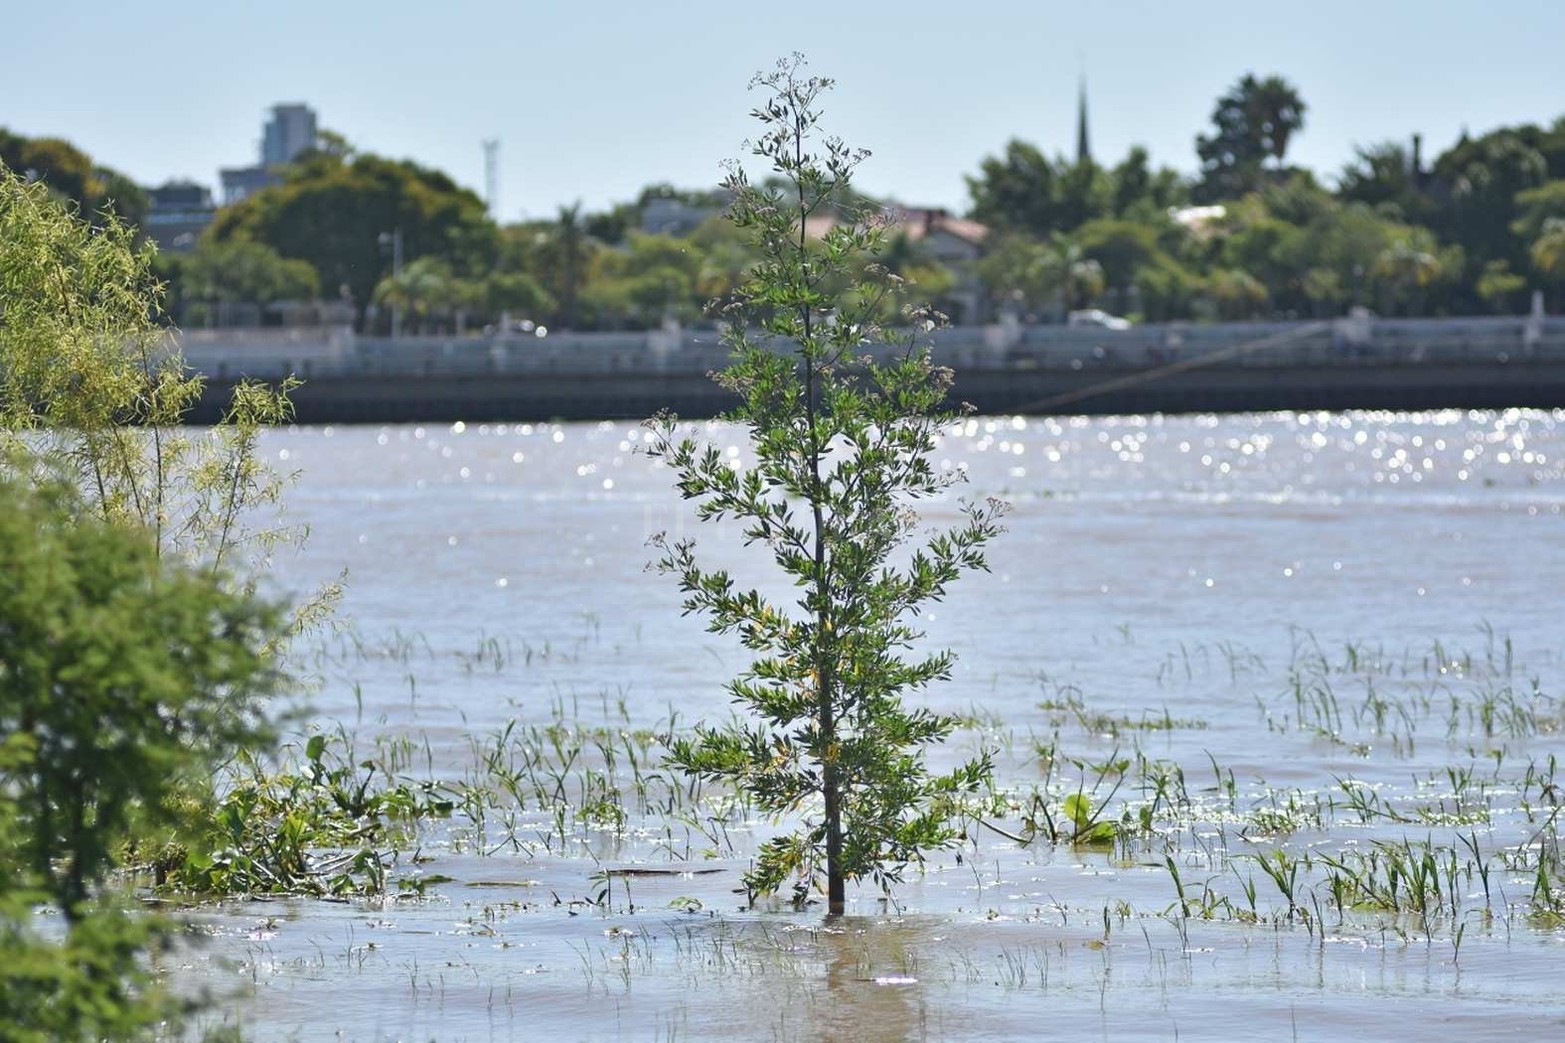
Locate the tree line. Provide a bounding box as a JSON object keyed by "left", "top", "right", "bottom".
{"left": 5, "top": 73, "right": 1565, "bottom": 332}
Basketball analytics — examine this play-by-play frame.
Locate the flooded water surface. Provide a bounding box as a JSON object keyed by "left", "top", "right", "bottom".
{"left": 180, "top": 409, "right": 1565, "bottom": 1041}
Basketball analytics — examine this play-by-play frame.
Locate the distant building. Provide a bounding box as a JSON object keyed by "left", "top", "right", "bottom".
{"left": 143, "top": 181, "right": 216, "bottom": 252}
{"left": 218, "top": 164, "right": 276, "bottom": 206}
{"left": 220, "top": 102, "right": 319, "bottom": 205}
{"left": 889, "top": 207, "right": 989, "bottom": 266}
{"left": 889, "top": 207, "right": 989, "bottom": 324}
{"left": 803, "top": 206, "right": 990, "bottom": 323}
{"left": 639, "top": 190, "right": 731, "bottom": 237}
{"left": 261, "top": 104, "right": 317, "bottom": 167}
{"left": 1170, "top": 204, "right": 1227, "bottom": 240}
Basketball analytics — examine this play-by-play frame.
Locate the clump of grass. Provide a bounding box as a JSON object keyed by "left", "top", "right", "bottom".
{"left": 150, "top": 733, "right": 453, "bottom": 898}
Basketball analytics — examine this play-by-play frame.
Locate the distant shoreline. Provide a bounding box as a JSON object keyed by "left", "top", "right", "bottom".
{"left": 178, "top": 316, "right": 1565, "bottom": 423}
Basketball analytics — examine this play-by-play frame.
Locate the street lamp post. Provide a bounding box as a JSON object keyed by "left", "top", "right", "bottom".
{"left": 379, "top": 228, "right": 404, "bottom": 337}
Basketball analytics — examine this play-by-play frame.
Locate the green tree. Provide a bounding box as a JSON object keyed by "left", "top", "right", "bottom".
{"left": 0, "top": 167, "right": 300, "bottom": 578}
{"left": 1476, "top": 259, "right": 1528, "bottom": 313}
{"left": 1109, "top": 146, "right": 1189, "bottom": 222}
{"left": 1136, "top": 258, "right": 1202, "bottom": 321}
{"left": 160, "top": 238, "right": 320, "bottom": 326}
{"left": 208, "top": 148, "right": 497, "bottom": 328}
{"left": 966, "top": 140, "right": 1114, "bottom": 237}
{"left": 481, "top": 269, "right": 555, "bottom": 323}
{"left": 494, "top": 212, "right": 601, "bottom": 329}
{"left": 1206, "top": 178, "right": 1462, "bottom": 317}
{"left": 976, "top": 233, "right": 1065, "bottom": 317}
{"left": 1246, "top": 75, "right": 1309, "bottom": 168}
{"left": 688, "top": 212, "right": 758, "bottom": 303}
{"left": 582, "top": 198, "right": 641, "bottom": 245}
{"left": 0, "top": 885, "right": 177, "bottom": 1041}
{"left": 1219, "top": 209, "right": 1305, "bottom": 306}
{"left": 1204, "top": 267, "right": 1270, "bottom": 320}
{"left": 0, "top": 472, "right": 284, "bottom": 1039}
{"left": 1255, "top": 170, "right": 1334, "bottom": 227}
{"left": 1530, "top": 219, "right": 1565, "bottom": 309}
{"left": 1429, "top": 127, "right": 1549, "bottom": 283}
{"left": 966, "top": 140, "right": 1065, "bottom": 236}
{"left": 2, "top": 143, "right": 337, "bottom": 1041}
{"left": 581, "top": 232, "right": 704, "bottom": 328}
{"left": 372, "top": 255, "right": 480, "bottom": 333}
{"left": 1077, "top": 218, "right": 1170, "bottom": 307}
{"left": 1051, "top": 234, "right": 1105, "bottom": 312}
{"left": 1511, "top": 179, "right": 1565, "bottom": 243}
{"left": 1195, "top": 73, "right": 1307, "bottom": 202}
{"left": 0, "top": 134, "right": 322, "bottom": 1043}
{"left": 1373, "top": 229, "right": 1451, "bottom": 315}
{"left": 549, "top": 203, "right": 592, "bottom": 328}
{"left": 0, "top": 131, "right": 147, "bottom": 228}
{"left": 0, "top": 475, "right": 284, "bottom": 920}
{"left": 648, "top": 57, "right": 1003, "bottom": 915}
{"left": 1337, "top": 141, "right": 1429, "bottom": 222}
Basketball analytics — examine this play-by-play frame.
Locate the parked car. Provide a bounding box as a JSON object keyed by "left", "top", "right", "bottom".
{"left": 1067, "top": 309, "right": 1132, "bottom": 331}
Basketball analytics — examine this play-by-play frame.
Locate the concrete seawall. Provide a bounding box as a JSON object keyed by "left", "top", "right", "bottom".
{"left": 179, "top": 315, "right": 1565, "bottom": 423}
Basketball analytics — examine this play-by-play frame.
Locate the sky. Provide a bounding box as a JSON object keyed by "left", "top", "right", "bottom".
{"left": 4, "top": 1, "right": 1563, "bottom": 222}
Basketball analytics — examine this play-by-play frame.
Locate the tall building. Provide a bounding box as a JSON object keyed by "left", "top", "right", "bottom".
{"left": 221, "top": 102, "right": 319, "bottom": 205}
{"left": 261, "top": 104, "right": 318, "bottom": 167}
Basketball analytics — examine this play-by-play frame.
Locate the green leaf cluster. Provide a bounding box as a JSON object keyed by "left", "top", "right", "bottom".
{"left": 0, "top": 127, "right": 148, "bottom": 228}
{"left": 0, "top": 474, "right": 284, "bottom": 1038}
{"left": 1, "top": 164, "right": 308, "bottom": 589}
{"left": 168, "top": 735, "right": 452, "bottom": 898}
{"left": 0, "top": 475, "right": 284, "bottom": 915}
{"left": 158, "top": 237, "right": 321, "bottom": 321}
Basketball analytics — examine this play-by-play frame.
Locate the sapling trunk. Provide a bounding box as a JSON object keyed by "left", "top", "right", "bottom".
{"left": 797, "top": 148, "right": 847, "bottom": 915}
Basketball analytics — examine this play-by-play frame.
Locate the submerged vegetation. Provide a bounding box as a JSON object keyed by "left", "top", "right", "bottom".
{"left": 135, "top": 613, "right": 1565, "bottom": 1042}
{"left": 152, "top": 617, "right": 1565, "bottom": 936}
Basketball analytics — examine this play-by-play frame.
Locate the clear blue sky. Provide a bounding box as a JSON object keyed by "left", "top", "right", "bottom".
{"left": 5, "top": 1, "right": 1562, "bottom": 221}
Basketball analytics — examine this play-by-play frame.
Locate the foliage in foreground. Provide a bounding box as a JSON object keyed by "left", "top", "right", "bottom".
{"left": 0, "top": 159, "right": 325, "bottom": 1039}
{"left": 0, "top": 893, "right": 178, "bottom": 1043}
{"left": 0, "top": 164, "right": 308, "bottom": 594}
{"left": 648, "top": 57, "right": 1005, "bottom": 914}
{"left": 0, "top": 473, "right": 286, "bottom": 1038}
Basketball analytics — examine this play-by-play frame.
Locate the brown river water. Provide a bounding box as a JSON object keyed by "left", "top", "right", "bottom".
{"left": 174, "top": 409, "right": 1565, "bottom": 1041}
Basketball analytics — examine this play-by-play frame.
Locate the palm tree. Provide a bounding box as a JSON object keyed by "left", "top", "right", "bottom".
{"left": 1374, "top": 233, "right": 1443, "bottom": 316}
{"left": 1052, "top": 235, "right": 1104, "bottom": 313}
{"left": 373, "top": 257, "right": 459, "bottom": 333}
{"left": 1244, "top": 75, "right": 1307, "bottom": 170}
{"left": 1531, "top": 219, "right": 1565, "bottom": 311}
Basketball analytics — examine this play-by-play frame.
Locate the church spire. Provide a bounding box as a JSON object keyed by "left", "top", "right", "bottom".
{"left": 1076, "top": 76, "right": 1091, "bottom": 166}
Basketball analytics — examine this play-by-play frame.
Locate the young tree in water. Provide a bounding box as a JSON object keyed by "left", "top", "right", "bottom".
{"left": 647, "top": 56, "right": 1005, "bottom": 915}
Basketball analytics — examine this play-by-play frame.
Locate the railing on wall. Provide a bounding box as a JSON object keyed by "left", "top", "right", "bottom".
{"left": 173, "top": 316, "right": 1565, "bottom": 384}
{"left": 168, "top": 315, "right": 1565, "bottom": 423}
